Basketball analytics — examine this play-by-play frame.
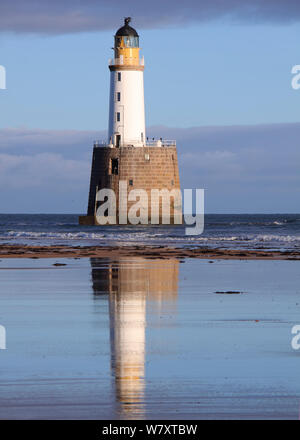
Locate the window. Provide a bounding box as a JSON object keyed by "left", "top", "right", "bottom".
{"left": 115, "top": 36, "right": 139, "bottom": 48}
{"left": 116, "top": 112, "right": 120, "bottom": 122}
{"left": 117, "top": 92, "right": 121, "bottom": 102}
{"left": 117, "top": 72, "right": 121, "bottom": 81}
{"left": 111, "top": 158, "right": 119, "bottom": 175}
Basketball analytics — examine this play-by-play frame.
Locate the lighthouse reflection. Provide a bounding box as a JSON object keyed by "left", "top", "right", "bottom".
{"left": 90, "top": 257, "right": 179, "bottom": 418}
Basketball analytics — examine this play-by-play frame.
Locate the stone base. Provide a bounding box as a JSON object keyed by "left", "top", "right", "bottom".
{"left": 79, "top": 215, "right": 183, "bottom": 226}
{"left": 78, "top": 215, "right": 96, "bottom": 225}
{"left": 80, "top": 145, "right": 181, "bottom": 226}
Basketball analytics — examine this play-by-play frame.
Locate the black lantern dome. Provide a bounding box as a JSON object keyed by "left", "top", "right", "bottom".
{"left": 115, "top": 17, "right": 139, "bottom": 37}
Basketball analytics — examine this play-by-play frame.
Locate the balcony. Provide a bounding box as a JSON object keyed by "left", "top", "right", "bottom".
{"left": 93, "top": 141, "right": 107, "bottom": 148}
{"left": 94, "top": 139, "right": 176, "bottom": 148}
{"left": 108, "top": 56, "right": 144, "bottom": 67}
{"left": 145, "top": 139, "right": 176, "bottom": 147}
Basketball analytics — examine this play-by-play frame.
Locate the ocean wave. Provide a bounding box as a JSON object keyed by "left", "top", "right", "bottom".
{"left": 227, "top": 220, "right": 287, "bottom": 226}
{"left": 188, "top": 234, "right": 300, "bottom": 243}
{"left": 255, "top": 234, "right": 300, "bottom": 242}
{"left": 5, "top": 231, "right": 105, "bottom": 240}
{"left": 2, "top": 230, "right": 300, "bottom": 244}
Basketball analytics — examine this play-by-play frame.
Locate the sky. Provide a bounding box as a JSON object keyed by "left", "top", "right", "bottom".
{"left": 0, "top": 0, "right": 299, "bottom": 213}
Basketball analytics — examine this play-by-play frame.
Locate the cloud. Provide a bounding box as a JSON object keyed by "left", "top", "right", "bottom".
{"left": 149, "top": 123, "right": 300, "bottom": 212}
{"left": 0, "top": 127, "right": 105, "bottom": 158}
{"left": 0, "top": 123, "right": 299, "bottom": 213}
{"left": 1, "top": 1, "right": 300, "bottom": 35}
{"left": 0, "top": 152, "right": 90, "bottom": 189}
{"left": 0, "top": 127, "right": 101, "bottom": 212}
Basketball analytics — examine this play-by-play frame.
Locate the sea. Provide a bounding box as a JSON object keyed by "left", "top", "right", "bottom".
{"left": 0, "top": 213, "right": 299, "bottom": 251}
{"left": 1, "top": 215, "right": 300, "bottom": 419}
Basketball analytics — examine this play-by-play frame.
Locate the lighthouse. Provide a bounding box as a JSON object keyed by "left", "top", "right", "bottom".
{"left": 108, "top": 17, "right": 145, "bottom": 148}
{"left": 79, "top": 18, "right": 181, "bottom": 225}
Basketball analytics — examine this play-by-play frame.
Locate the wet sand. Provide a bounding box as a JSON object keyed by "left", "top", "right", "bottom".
{"left": 0, "top": 244, "right": 300, "bottom": 260}
{"left": 0, "top": 257, "right": 300, "bottom": 419}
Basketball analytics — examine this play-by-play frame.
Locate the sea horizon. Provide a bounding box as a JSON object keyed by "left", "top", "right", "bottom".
{"left": 1, "top": 213, "right": 299, "bottom": 252}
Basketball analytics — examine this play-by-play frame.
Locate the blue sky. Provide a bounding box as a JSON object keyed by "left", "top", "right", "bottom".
{"left": 1, "top": 22, "right": 299, "bottom": 129}
{"left": 0, "top": 1, "right": 299, "bottom": 213}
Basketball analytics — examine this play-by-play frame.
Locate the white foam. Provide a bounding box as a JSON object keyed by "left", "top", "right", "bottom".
{"left": 5, "top": 231, "right": 105, "bottom": 240}
{"left": 1, "top": 230, "right": 299, "bottom": 253}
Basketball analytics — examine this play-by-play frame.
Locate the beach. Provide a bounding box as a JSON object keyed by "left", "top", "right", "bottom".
{"left": 0, "top": 256, "right": 299, "bottom": 419}
{"left": 0, "top": 243, "right": 300, "bottom": 260}
{"left": 0, "top": 214, "right": 299, "bottom": 419}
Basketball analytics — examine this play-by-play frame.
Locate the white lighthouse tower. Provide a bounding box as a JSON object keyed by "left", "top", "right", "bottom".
{"left": 79, "top": 18, "right": 181, "bottom": 226}
{"left": 108, "top": 17, "right": 145, "bottom": 148}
